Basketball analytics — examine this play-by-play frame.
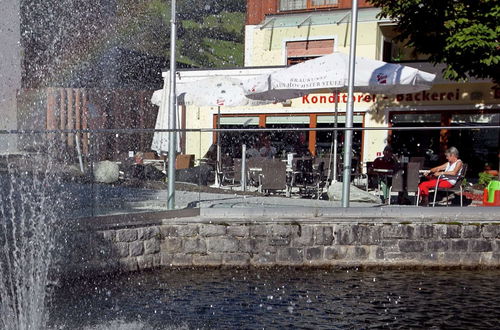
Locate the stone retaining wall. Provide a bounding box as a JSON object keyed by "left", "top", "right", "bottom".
{"left": 61, "top": 219, "right": 500, "bottom": 275}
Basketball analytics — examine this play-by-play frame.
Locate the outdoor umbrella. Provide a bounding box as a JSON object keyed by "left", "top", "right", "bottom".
{"left": 243, "top": 52, "right": 436, "bottom": 184}
{"left": 152, "top": 76, "right": 266, "bottom": 154}
{"left": 151, "top": 76, "right": 272, "bottom": 186}
{"left": 244, "top": 52, "right": 436, "bottom": 101}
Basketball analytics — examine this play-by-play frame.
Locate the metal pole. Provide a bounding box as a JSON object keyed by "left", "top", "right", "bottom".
{"left": 341, "top": 0, "right": 358, "bottom": 208}
{"left": 332, "top": 90, "right": 339, "bottom": 182}
{"left": 241, "top": 144, "right": 247, "bottom": 191}
{"left": 167, "top": 0, "right": 177, "bottom": 210}
{"left": 215, "top": 106, "right": 221, "bottom": 186}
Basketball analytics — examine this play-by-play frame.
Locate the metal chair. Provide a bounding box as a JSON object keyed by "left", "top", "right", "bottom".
{"left": 416, "top": 163, "right": 467, "bottom": 207}
{"left": 431, "top": 163, "right": 468, "bottom": 207}
{"left": 390, "top": 162, "right": 421, "bottom": 205}
{"left": 259, "top": 158, "right": 287, "bottom": 194}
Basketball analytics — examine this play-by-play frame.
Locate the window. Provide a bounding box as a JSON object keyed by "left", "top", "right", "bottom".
{"left": 286, "top": 39, "right": 334, "bottom": 65}
{"left": 279, "top": 0, "right": 338, "bottom": 11}
{"left": 280, "top": 0, "right": 306, "bottom": 11}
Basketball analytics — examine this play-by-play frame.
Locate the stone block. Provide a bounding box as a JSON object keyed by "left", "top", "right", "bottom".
{"left": 176, "top": 225, "right": 198, "bottom": 237}
{"left": 375, "top": 247, "right": 384, "bottom": 260}
{"left": 462, "top": 225, "right": 481, "bottom": 238}
{"left": 314, "top": 226, "right": 334, "bottom": 245}
{"left": 161, "top": 238, "right": 182, "bottom": 253}
{"left": 482, "top": 225, "right": 500, "bottom": 239}
{"left": 305, "top": 247, "right": 323, "bottom": 260}
{"left": 138, "top": 226, "right": 160, "bottom": 240}
{"left": 114, "top": 242, "right": 129, "bottom": 258}
{"left": 239, "top": 238, "right": 268, "bottom": 253}
{"left": 379, "top": 240, "right": 400, "bottom": 253}
{"left": 161, "top": 225, "right": 197, "bottom": 237}
{"left": 152, "top": 254, "right": 161, "bottom": 267}
{"left": 250, "top": 224, "right": 271, "bottom": 237}
{"left": 184, "top": 238, "right": 207, "bottom": 254}
{"left": 291, "top": 226, "right": 314, "bottom": 247}
{"left": 137, "top": 255, "right": 154, "bottom": 270}
{"left": 252, "top": 251, "right": 277, "bottom": 265}
{"left": 439, "top": 253, "right": 461, "bottom": 263}
{"left": 383, "top": 252, "right": 407, "bottom": 261}
{"left": 335, "top": 226, "right": 354, "bottom": 245}
{"left": 382, "top": 225, "right": 414, "bottom": 239}
{"left": 435, "top": 225, "right": 461, "bottom": 239}
{"left": 171, "top": 253, "right": 193, "bottom": 266}
{"left": 272, "top": 224, "right": 296, "bottom": 237}
{"left": 460, "top": 253, "right": 481, "bottom": 264}
{"left": 421, "top": 253, "right": 438, "bottom": 261}
{"left": 491, "top": 253, "right": 500, "bottom": 262}
{"left": 324, "top": 246, "right": 348, "bottom": 260}
{"left": 277, "top": 247, "right": 303, "bottom": 264}
{"left": 337, "top": 225, "right": 381, "bottom": 245}
{"left": 223, "top": 253, "right": 251, "bottom": 266}
{"left": 102, "top": 230, "right": 116, "bottom": 242}
{"left": 353, "top": 246, "right": 369, "bottom": 259}
{"left": 144, "top": 239, "right": 160, "bottom": 255}
{"left": 479, "top": 252, "right": 493, "bottom": 264}
{"left": 269, "top": 237, "right": 291, "bottom": 246}
{"left": 227, "top": 225, "right": 249, "bottom": 237}
{"left": 398, "top": 240, "right": 425, "bottom": 253}
{"left": 470, "top": 240, "right": 493, "bottom": 252}
{"left": 415, "top": 225, "right": 434, "bottom": 239}
{"left": 207, "top": 237, "right": 239, "bottom": 253}
{"left": 129, "top": 241, "right": 144, "bottom": 257}
{"left": 451, "top": 240, "right": 468, "bottom": 252}
{"left": 192, "top": 254, "right": 223, "bottom": 266}
{"left": 426, "top": 240, "right": 449, "bottom": 252}
{"left": 200, "top": 224, "right": 226, "bottom": 237}
{"left": 160, "top": 252, "right": 173, "bottom": 266}
{"left": 159, "top": 225, "right": 177, "bottom": 237}
{"left": 119, "top": 258, "right": 138, "bottom": 272}
{"left": 116, "top": 229, "right": 138, "bottom": 242}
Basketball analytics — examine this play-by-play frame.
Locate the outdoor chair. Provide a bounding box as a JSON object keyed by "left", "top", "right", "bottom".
{"left": 389, "top": 162, "right": 421, "bottom": 205}
{"left": 409, "top": 156, "right": 425, "bottom": 169}
{"left": 431, "top": 163, "right": 468, "bottom": 207}
{"left": 258, "top": 158, "right": 287, "bottom": 194}
{"left": 416, "top": 163, "right": 468, "bottom": 207}
{"left": 247, "top": 157, "right": 266, "bottom": 187}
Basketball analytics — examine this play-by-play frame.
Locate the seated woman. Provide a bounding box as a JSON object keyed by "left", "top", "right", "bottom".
{"left": 370, "top": 145, "right": 399, "bottom": 203}
{"left": 418, "top": 146, "right": 463, "bottom": 206}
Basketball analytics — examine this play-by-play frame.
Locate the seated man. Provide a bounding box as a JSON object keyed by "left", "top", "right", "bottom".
{"left": 370, "top": 145, "right": 400, "bottom": 203}
{"left": 259, "top": 136, "right": 277, "bottom": 159}
{"left": 418, "top": 146, "right": 463, "bottom": 206}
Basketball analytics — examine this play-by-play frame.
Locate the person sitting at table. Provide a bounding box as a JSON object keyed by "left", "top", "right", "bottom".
{"left": 246, "top": 139, "right": 261, "bottom": 158}
{"left": 418, "top": 146, "right": 463, "bottom": 206}
{"left": 259, "top": 136, "right": 277, "bottom": 159}
{"left": 291, "top": 132, "right": 312, "bottom": 157}
{"left": 370, "top": 145, "right": 400, "bottom": 203}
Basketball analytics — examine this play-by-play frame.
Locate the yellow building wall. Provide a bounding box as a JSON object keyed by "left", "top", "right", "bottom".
{"left": 246, "top": 21, "right": 379, "bottom": 66}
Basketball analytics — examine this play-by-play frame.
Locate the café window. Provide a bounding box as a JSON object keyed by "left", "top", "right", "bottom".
{"left": 279, "top": 0, "right": 338, "bottom": 11}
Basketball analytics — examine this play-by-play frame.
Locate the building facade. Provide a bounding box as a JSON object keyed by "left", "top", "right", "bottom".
{"left": 171, "top": 0, "right": 499, "bottom": 177}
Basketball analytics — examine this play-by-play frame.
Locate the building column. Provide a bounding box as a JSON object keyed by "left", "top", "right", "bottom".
{"left": 0, "top": 0, "right": 21, "bottom": 154}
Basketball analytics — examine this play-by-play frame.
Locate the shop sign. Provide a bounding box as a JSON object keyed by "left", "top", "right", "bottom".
{"left": 301, "top": 88, "right": 462, "bottom": 104}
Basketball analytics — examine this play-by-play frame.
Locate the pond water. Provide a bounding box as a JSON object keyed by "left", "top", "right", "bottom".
{"left": 49, "top": 268, "right": 500, "bottom": 329}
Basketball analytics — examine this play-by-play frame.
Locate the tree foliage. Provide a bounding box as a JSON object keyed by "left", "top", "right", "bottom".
{"left": 369, "top": 0, "right": 500, "bottom": 82}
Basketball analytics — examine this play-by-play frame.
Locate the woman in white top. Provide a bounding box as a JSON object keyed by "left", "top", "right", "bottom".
{"left": 418, "top": 146, "right": 463, "bottom": 206}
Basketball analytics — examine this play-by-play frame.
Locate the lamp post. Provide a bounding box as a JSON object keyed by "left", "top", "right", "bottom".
{"left": 341, "top": 0, "right": 358, "bottom": 208}
{"left": 167, "top": 0, "right": 177, "bottom": 210}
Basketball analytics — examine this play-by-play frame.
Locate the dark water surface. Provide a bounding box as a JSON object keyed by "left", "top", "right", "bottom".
{"left": 49, "top": 268, "right": 500, "bottom": 329}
